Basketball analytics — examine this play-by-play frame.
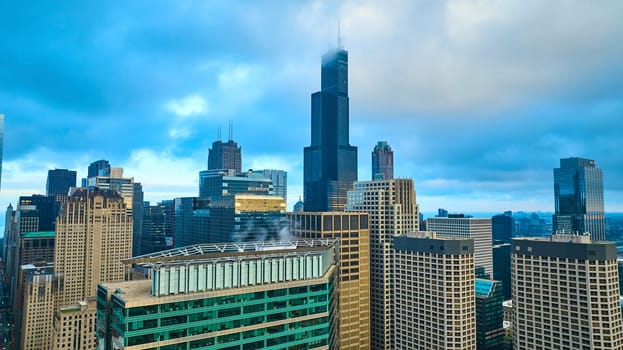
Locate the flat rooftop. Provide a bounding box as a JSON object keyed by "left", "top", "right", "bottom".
{"left": 125, "top": 239, "right": 337, "bottom": 265}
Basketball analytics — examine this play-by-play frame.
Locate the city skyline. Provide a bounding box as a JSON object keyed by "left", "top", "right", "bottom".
{"left": 1, "top": 1, "right": 623, "bottom": 219}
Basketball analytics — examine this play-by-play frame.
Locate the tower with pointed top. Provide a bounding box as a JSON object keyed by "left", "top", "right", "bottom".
{"left": 303, "top": 41, "right": 358, "bottom": 212}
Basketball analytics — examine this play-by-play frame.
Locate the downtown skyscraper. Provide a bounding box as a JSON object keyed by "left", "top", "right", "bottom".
{"left": 208, "top": 124, "right": 242, "bottom": 174}
{"left": 553, "top": 157, "right": 605, "bottom": 240}
{"left": 304, "top": 44, "right": 358, "bottom": 212}
{"left": 372, "top": 141, "right": 394, "bottom": 180}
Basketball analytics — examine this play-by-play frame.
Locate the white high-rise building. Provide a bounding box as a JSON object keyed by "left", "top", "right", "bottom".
{"left": 512, "top": 234, "right": 623, "bottom": 350}
{"left": 393, "top": 231, "right": 476, "bottom": 349}
{"left": 427, "top": 216, "right": 493, "bottom": 276}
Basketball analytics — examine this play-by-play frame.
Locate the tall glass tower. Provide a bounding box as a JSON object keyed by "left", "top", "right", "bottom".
{"left": 553, "top": 157, "right": 605, "bottom": 240}
{"left": 303, "top": 46, "right": 358, "bottom": 212}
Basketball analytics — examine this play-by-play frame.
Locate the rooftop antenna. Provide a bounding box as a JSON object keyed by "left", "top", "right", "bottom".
{"left": 229, "top": 120, "right": 233, "bottom": 141}
{"left": 337, "top": 18, "right": 343, "bottom": 49}
{"left": 217, "top": 126, "right": 222, "bottom": 141}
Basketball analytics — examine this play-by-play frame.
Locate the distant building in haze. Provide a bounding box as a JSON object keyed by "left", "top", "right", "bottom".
{"left": 372, "top": 141, "right": 393, "bottom": 180}
{"left": 492, "top": 211, "right": 513, "bottom": 243}
{"left": 553, "top": 157, "right": 605, "bottom": 240}
{"left": 512, "top": 234, "right": 623, "bottom": 349}
{"left": 260, "top": 169, "right": 287, "bottom": 200}
{"left": 293, "top": 196, "right": 304, "bottom": 212}
{"left": 304, "top": 44, "right": 358, "bottom": 212}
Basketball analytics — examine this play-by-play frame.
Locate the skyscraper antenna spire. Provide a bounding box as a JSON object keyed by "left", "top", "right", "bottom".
{"left": 337, "top": 18, "right": 343, "bottom": 49}
{"left": 229, "top": 120, "right": 233, "bottom": 141}
{"left": 217, "top": 126, "right": 221, "bottom": 141}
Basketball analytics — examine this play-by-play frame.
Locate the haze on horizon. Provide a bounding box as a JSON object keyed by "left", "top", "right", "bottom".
{"left": 1, "top": 1, "right": 622, "bottom": 217}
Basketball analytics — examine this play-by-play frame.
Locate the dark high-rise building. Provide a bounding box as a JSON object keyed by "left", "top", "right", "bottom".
{"left": 46, "top": 168, "right": 77, "bottom": 212}
{"left": 492, "top": 212, "right": 513, "bottom": 243}
{"left": 475, "top": 278, "right": 505, "bottom": 350}
{"left": 208, "top": 139, "right": 241, "bottom": 174}
{"left": 553, "top": 157, "right": 605, "bottom": 240}
{"left": 87, "top": 159, "right": 110, "bottom": 178}
{"left": 173, "top": 197, "right": 210, "bottom": 248}
{"left": 159, "top": 199, "right": 175, "bottom": 247}
{"left": 18, "top": 195, "right": 57, "bottom": 232}
{"left": 140, "top": 204, "right": 167, "bottom": 255}
{"left": 303, "top": 45, "right": 358, "bottom": 212}
{"left": 372, "top": 141, "right": 393, "bottom": 180}
{"left": 492, "top": 243, "right": 512, "bottom": 300}
{"left": 132, "top": 183, "right": 144, "bottom": 256}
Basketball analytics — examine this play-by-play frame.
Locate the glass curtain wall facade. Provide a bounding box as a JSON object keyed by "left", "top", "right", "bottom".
{"left": 97, "top": 239, "right": 339, "bottom": 350}
{"left": 553, "top": 157, "right": 605, "bottom": 240}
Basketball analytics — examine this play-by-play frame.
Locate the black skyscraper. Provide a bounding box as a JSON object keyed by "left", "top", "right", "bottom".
{"left": 492, "top": 211, "right": 513, "bottom": 243}
{"left": 18, "top": 195, "right": 57, "bottom": 231}
{"left": 303, "top": 45, "right": 358, "bottom": 212}
{"left": 46, "top": 169, "right": 77, "bottom": 206}
{"left": 208, "top": 139, "right": 242, "bottom": 174}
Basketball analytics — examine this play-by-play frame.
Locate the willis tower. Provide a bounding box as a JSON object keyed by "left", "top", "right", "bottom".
{"left": 304, "top": 41, "right": 358, "bottom": 212}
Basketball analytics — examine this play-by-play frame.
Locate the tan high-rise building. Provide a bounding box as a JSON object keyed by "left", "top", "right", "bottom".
{"left": 289, "top": 212, "right": 371, "bottom": 350}
{"left": 393, "top": 232, "right": 476, "bottom": 349}
{"left": 512, "top": 234, "right": 623, "bottom": 350}
{"left": 51, "top": 188, "right": 132, "bottom": 349}
{"left": 20, "top": 265, "right": 55, "bottom": 350}
{"left": 345, "top": 179, "right": 418, "bottom": 350}
{"left": 54, "top": 188, "right": 132, "bottom": 306}
{"left": 52, "top": 300, "right": 97, "bottom": 350}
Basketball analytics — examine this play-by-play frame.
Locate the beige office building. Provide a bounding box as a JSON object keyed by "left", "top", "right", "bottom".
{"left": 20, "top": 265, "right": 55, "bottom": 350}
{"left": 52, "top": 188, "right": 132, "bottom": 349}
{"left": 52, "top": 300, "right": 97, "bottom": 350}
{"left": 289, "top": 212, "right": 371, "bottom": 350}
{"left": 512, "top": 234, "right": 623, "bottom": 350}
{"left": 54, "top": 188, "right": 132, "bottom": 306}
{"left": 393, "top": 232, "right": 476, "bottom": 349}
{"left": 345, "top": 179, "right": 418, "bottom": 350}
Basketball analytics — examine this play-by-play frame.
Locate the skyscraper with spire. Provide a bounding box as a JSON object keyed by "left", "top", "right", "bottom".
{"left": 303, "top": 38, "right": 358, "bottom": 212}
{"left": 208, "top": 122, "right": 242, "bottom": 174}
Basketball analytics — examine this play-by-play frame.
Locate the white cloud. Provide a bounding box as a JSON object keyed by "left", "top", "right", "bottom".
{"left": 164, "top": 94, "right": 208, "bottom": 118}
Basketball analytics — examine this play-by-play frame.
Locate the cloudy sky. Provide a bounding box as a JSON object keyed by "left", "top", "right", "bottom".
{"left": 1, "top": 0, "right": 622, "bottom": 218}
